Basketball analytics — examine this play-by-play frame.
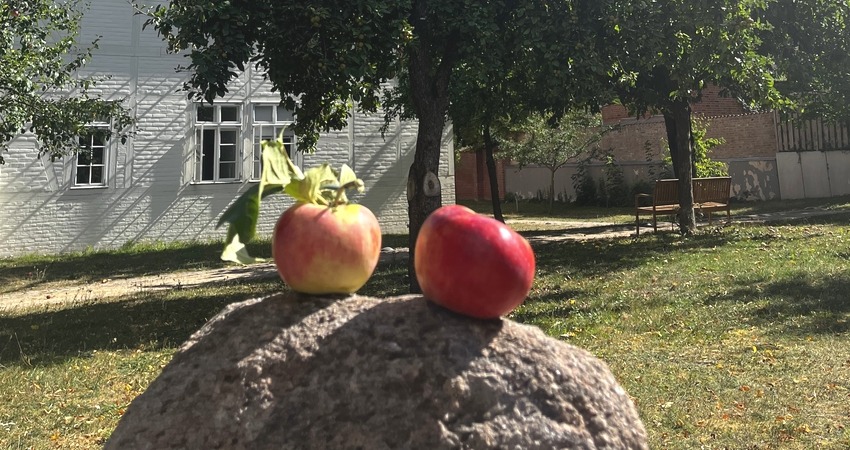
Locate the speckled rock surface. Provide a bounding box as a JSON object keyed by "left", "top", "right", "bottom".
{"left": 106, "top": 293, "right": 648, "bottom": 449}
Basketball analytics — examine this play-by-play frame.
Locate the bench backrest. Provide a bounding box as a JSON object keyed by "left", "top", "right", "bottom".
{"left": 693, "top": 177, "right": 731, "bottom": 204}
{"left": 652, "top": 177, "right": 731, "bottom": 205}
{"left": 653, "top": 179, "right": 680, "bottom": 205}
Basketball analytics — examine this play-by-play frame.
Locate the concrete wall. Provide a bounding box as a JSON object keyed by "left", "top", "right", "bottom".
{"left": 0, "top": 1, "right": 454, "bottom": 257}
{"left": 776, "top": 151, "right": 850, "bottom": 199}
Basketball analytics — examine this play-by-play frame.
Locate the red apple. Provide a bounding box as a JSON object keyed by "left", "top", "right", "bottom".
{"left": 273, "top": 202, "right": 381, "bottom": 295}
{"left": 414, "top": 205, "right": 535, "bottom": 319}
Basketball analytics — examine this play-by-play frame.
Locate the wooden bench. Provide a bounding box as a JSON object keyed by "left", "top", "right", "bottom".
{"left": 635, "top": 177, "right": 732, "bottom": 235}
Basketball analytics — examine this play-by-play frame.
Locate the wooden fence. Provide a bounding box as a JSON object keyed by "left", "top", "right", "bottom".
{"left": 776, "top": 114, "right": 850, "bottom": 152}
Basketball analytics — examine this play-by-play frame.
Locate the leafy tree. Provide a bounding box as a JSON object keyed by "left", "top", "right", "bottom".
{"left": 146, "top": 0, "right": 607, "bottom": 291}
{"left": 444, "top": 3, "right": 613, "bottom": 222}
{"left": 603, "top": 0, "right": 850, "bottom": 234}
{"left": 759, "top": 0, "right": 850, "bottom": 121}
{"left": 601, "top": 0, "right": 783, "bottom": 234}
{"left": 662, "top": 117, "right": 728, "bottom": 178}
{"left": 0, "top": 0, "right": 132, "bottom": 165}
{"left": 500, "top": 111, "right": 612, "bottom": 213}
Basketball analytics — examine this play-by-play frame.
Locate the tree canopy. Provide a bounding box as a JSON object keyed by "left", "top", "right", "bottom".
{"left": 600, "top": 0, "right": 783, "bottom": 233}
{"left": 147, "top": 0, "right": 608, "bottom": 291}
{"left": 759, "top": 0, "right": 850, "bottom": 120}
{"left": 0, "top": 0, "right": 132, "bottom": 165}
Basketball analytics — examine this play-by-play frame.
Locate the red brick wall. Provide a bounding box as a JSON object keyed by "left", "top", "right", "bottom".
{"left": 601, "top": 85, "right": 748, "bottom": 125}
{"left": 455, "top": 151, "right": 506, "bottom": 201}
{"left": 597, "top": 111, "right": 777, "bottom": 162}
{"left": 600, "top": 86, "right": 776, "bottom": 162}
{"left": 691, "top": 85, "right": 748, "bottom": 117}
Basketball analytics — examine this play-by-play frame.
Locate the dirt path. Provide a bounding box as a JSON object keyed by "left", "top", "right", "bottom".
{"left": 2, "top": 208, "right": 846, "bottom": 314}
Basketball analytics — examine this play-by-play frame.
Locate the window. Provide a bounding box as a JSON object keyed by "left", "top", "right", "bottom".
{"left": 252, "top": 104, "right": 297, "bottom": 180}
{"left": 195, "top": 104, "right": 242, "bottom": 182}
{"left": 73, "top": 124, "right": 109, "bottom": 187}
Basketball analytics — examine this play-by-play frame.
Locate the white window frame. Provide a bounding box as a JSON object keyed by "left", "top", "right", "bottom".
{"left": 72, "top": 121, "right": 111, "bottom": 188}
{"left": 194, "top": 103, "right": 243, "bottom": 183}
{"left": 251, "top": 104, "right": 299, "bottom": 181}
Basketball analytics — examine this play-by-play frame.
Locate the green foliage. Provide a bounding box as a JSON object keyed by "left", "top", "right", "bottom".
{"left": 0, "top": 0, "right": 132, "bottom": 164}
{"left": 501, "top": 111, "right": 608, "bottom": 172}
{"left": 501, "top": 110, "right": 612, "bottom": 212}
{"left": 217, "top": 136, "right": 365, "bottom": 264}
{"left": 599, "top": 152, "right": 629, "bottom": 207}
{"left": 760, "top": 0, "right": 850, "bottom": 120}
{"left": 662, "top": 117, "right": 729, "bottom": 178}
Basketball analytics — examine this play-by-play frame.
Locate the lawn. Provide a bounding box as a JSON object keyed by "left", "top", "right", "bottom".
{"left": 1, "top": 199, "right": 849, "bottom": 448}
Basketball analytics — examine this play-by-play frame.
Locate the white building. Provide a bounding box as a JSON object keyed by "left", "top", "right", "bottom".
{"left": 0, "top": 1, "right": 455, "bottom": 258}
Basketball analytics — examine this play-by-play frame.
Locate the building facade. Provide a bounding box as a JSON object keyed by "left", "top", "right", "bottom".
{"left": 0, "top": 1, "right": 455, "bottom": 257}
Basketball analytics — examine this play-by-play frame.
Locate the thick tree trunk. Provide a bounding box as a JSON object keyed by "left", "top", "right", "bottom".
{"left": 662, "top": 100, "right": 696, "bottom": 234}
{"left": 406, "top": 0, "right": 455, "bottom": 292}
{"left": 483, "top": 122, "right": 504, "bottom": 222}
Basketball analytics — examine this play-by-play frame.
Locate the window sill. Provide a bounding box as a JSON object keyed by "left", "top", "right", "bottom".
{"left": 189, "top": 180, "right": 243, "bottom": 185}
{"left": 70, "top": 185, "right": 109, "bottom": 190}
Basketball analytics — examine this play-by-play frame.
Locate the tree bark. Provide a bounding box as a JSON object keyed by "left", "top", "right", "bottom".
{"left": 406, "top": 0, "right": 456, "bottom": 292}
{"left": 663, "top": 99, "right": 696, "bottom": 234}
{"left": 548, "top": 169, "right": 556, "bottom": 213}
{"left": 663, "top": 113, "right": 679, "bottom": 178}
{"left": 483, "top": 121, "right": 504, "bottom": 222}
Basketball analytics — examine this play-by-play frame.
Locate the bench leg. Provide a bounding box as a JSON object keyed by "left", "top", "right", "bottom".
{"left": 653, "top": 213, "right": 658, "bottom": 233}
{"left": 636, "top": 212, "right": 640, "bottom": 236}
{"left": 708, "top": 211, "right": 713, "bottom": 225}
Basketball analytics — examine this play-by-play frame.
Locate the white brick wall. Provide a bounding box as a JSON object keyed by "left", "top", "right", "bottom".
{"left": 0, "top": 0, "right": 455, "bottom": 257}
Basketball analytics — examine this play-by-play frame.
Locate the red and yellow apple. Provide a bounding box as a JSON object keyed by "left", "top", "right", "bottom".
{"left": 414, "top": 205, "right": 535, "bottom": 319}
{"left": 273, "top": 202, "right": 381, "bottom": 295}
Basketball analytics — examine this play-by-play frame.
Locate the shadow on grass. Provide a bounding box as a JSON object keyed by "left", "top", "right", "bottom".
{"left": 526, "top": 230, "right": 735, "bottom": 279}
{"left": 710, "top": 272, "right": 850, "bottom": 335}
{"left": 0, "top": 279, "right": 283, "bottom": 367}
{"left": 0, "top": 240, "right": 256, "bottom": 295}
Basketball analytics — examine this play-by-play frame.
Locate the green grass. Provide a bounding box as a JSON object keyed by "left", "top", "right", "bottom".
{"left": 2, "top": 205, "right": 850, "bottom": 448}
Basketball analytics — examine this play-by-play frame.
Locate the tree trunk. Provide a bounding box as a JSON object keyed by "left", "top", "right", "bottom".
{"left": 406, "top": 0, "right": 455, "bottom": 292}
{"left": 548, "top": 169, "right": 556, "bottom": 214}
{"left": 664, "top": 114, "right": 679, "bottom": 178}
{"left": 483, "top": 122, "right": 504, "bottom": 222}
{"left": 663, "top": 100, "right": 696, "bottom": 234}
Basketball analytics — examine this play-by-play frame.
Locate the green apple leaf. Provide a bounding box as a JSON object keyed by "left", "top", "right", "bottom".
{"left": 335, "top": 164, "right": 365, "bottom": 204}
{"left": 221, "top": 230, "right": 267, "bottom": 264}
{"left": 217, "top": 133, "right": 368, "bottom": 264}
{"left": 285, "top": 163, "right": 337, "bottom": 205}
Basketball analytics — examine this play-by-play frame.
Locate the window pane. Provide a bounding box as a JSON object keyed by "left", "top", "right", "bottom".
{"left": 91, "top": 148, "right": 105, "bottom": 165}
{"left": 253, "top": 160, "right": 262, "bottom": 180}
{"left": 220, "top": 105, "right": 239, "bottom": 122}
{"left": 219, "top": 162, "right": 236, "bottom": 179}
{"left": 282, "top": 131, "right": 295, "bottom": 156}
{"left": 260, "top": 125, "right": 277, "bottom": 141}
{"left": 78, "top": 135, "right": 91, "bottom": 150}
{"left": 201, "top": 129, "right": 216, "bottom": 181}
{"left": 219, "top": 130, "right": 237, "bottom": 145}
{"left": 254, "top": 105, "right": 273, "bottom": 123}
{"left": 219, "top": 144, "right": 237, "bottom": 163}
{"left": 197, "top": 105, "right": 214, "bottom": 122}
{"left": 276, "top": 106, "right": 294, "bottom": 122}
{"left": 91, "top": 167, "right": 104, "bottom": 184}
{"left": 92, "top": 134, "right": 106, "bottom": 147}
{"left": 76, "top": 167, "right": 90, "bottom": 184}
{"left": 77, "top": 151, "right": 92, "bottom": 165}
